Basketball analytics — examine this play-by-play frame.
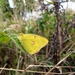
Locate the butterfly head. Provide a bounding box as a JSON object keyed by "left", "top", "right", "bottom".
{"left": 18, "top": 33, "right": 25, "bottom": 41}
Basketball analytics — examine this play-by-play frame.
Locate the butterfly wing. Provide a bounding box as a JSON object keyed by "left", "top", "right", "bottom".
{"left": 18, "top": 34, "right": 48, "bottom": 54}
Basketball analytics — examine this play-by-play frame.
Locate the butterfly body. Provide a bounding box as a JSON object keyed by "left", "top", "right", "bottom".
{"left": 18, "top": 33, "right": 48, "bottom": 54}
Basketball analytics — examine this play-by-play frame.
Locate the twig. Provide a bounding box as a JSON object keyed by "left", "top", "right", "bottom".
{"left": 0, "top": 63, "right": 7, "bottom": 74}
{"left": 0, "top": 67, "right": 75, "bottom": 74}
{"left": 16, "top": 51, "right": 23, "bottom": 75}
{"left": 69, "top": 72, "right": 75, "bottom": 75}
{"left": 0, "top": 67, "right": 24, "bottom": 72}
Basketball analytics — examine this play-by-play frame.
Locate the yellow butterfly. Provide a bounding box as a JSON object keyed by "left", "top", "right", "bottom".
{"left": 18, "top": 33, "right": 48, "bottom": 54}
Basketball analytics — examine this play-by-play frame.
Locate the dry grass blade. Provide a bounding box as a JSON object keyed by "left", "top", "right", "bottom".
{"left": 45, "top": 43, "right": 75, "bottom": 75}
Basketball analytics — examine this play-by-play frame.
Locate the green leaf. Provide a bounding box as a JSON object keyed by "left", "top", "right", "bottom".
{"left": 70, "top": 53, "right": 75, "bottom": 59}
{"left": 0, "top": 31, "right": 10, "bottom": 44}
{"left": 39, "top": 24, "right": 44, "bottom": 32}
{"left": 6, "top": 33, "right": 25, "bottom": 53}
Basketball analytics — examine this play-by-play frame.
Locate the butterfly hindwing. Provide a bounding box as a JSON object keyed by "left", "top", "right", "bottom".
{"left": 18, "top": 34, "right": 48, "bottom": 54}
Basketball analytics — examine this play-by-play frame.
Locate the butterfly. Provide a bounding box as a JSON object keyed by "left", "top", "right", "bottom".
{"left": 18, "top": 33, "right": 48, "bottom": 54}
